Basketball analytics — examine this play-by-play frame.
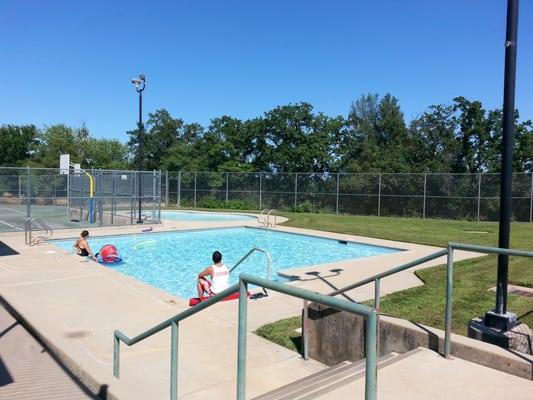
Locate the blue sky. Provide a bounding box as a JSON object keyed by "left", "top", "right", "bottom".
{"left": 1, "top": 0, "right": 532, "bottom": 140}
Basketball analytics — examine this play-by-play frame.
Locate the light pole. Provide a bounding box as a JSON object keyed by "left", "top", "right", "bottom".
{"left": 131, "top": 74, "right": 146, "bottom": 224}
{"left": 486, "top": 0, "right": 519, "bottom": 330}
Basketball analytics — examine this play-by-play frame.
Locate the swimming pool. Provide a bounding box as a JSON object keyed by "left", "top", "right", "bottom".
{"left": 160, "top": 210, "right": 256, "bottom": 222}
{"left": 53, "top": 228, "right": 402, "bottom": 299}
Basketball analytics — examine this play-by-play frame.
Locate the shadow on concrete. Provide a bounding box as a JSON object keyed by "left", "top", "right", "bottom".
{"left": 0, "top": 356, "right": 13, "bottom": 387}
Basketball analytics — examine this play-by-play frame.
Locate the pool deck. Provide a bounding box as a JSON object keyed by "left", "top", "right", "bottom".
{"left": 0, "top": 217, "right": 528, "bottom": 399}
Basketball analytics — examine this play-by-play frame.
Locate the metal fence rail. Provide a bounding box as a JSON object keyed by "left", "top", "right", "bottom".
{"left": 113, "top": 273, "right": 379, "bottom": 400}
{"left": 161, "top": 171, "right": 533, "bottom": 222}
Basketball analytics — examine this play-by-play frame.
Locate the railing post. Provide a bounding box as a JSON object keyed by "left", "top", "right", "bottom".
{"left": 365, "top": 310, "right": 378, "bottom": 400}
{"left": 377, "top": 173, "right": 382, "bottom": 217}
{"left": 302, "top": 300, "right": 309, "bottom": 360}
{"left": 336, "top": 173, "right": 340, "bottom": 215}
{"left": 477, "top": 173, "right": 482, "bottom": 221}
{"left": 294, "top": 173, "right": 298, "bottom": 209}
{"left": 177, "top": 171, "right": 181, "bottom": 207}
{"left": 259, "top": 172, "right": 262, "bottom": 211}
{"left": 194, "top": 172, "right": 197, "bottom": 208}
{"left": 374, "top": 278, "right": 381, "bottom": 356}
{"left": 236, "top": 278, "right": 248, "bottom": 400}
{"left": 113, "top": 333, "right": 120, "bottom": 378}
{"left": 170, "top": 321, "right": 179, "bottom": 400}
{"left": 422, "top": 173, "right": 427, "bottom": 219}
{"left": 444, "top": 245, "right": 454, "bottom": 358}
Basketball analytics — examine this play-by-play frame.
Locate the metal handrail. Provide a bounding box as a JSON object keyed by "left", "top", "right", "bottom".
{"left": 113, "top": 274, "right": 378, "bottom": 400}
{"left": 229, "top": 247, "right": 272, "bottom": 281}
{"left": 257, "top": 209, "right": 268, "bottom": 225}
{"left": 443, "top": 243, "right": 533, "bottom": 357}
{"left": 302, "top": 248, "right": 447, "bottom": 359}
{"left": 266, "top": 209, "right": 277, "bottom": 227}
{"left": 301, "top": 242, "right": 533, "bottom": 361}
{"left": 24, "top": 216, "right": 53, "bottom": 246}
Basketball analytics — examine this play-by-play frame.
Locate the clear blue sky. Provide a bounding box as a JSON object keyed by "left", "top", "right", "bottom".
{"left": 1, "top": 0, "right": 532, "bottom": 140}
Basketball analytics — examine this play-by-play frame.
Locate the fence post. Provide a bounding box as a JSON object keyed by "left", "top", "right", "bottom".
{"left": 130, "top": 173, "right": 134, "bottom": 224}
{"left": 259, "top": 172, "right": 262, "bottom": 211}
{"left": 377, "top": 173, "right": 382, "bottom": 217}
{"left": 194, "top": 172, "right": 197, "bottom": 208}
{"left": 225, "top": 172, "right": 229, "bottom": 205}
{"left": 98, "top": 170, "right": 104, "bottom": 226}
{"left": 177, "top": 171, "right": 181, "bottom": 207}
{"left": 422, "top": 173, "right": 427, "bottom": 219}
{"left": 477, "top": 173, "right": 482, "bottom": 221}
{"left": 294, "top": 173, "right": 298, "bottom": 209}
{"left": 152, "top": 170, "right": 156, "bottom": 221}
{"left": 26, "top": 166, "right": 31, "bottom": 218}
{"left": 111, "top": 172, "right": 116, "bottom": 225}
{"left": 336, "top": 173, "right": 340, "bottom": 215}
{"left": 529, "top": 172, "right": 533, "bottom": 223}
{"left": 165, "top": 170, "right": 169, "bottom": 207}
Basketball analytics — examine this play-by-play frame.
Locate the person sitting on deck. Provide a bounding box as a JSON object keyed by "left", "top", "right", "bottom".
{"left": 197, "top": 251, "right": 229, "bottom": 300}
{"left": 74, "top": 230, "right": 96, "bottom": 260}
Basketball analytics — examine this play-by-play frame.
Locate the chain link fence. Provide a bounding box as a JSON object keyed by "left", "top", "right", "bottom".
{"left": 162, "top": 171, "right": 533, "bottom": 222}
{"left": 0, "top": 167, "right": 162, "bottom": 232}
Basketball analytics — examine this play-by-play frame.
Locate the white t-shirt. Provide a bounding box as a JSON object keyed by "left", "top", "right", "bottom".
{"left": 210, "top": 263, "right": 229, "bottom": 294}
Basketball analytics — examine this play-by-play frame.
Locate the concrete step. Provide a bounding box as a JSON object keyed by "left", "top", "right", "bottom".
{"left": 0, "top": 305, "right": 98, "bottom": 400}
{"left": 251, "top": 351, "right": 407, "bottom": 400}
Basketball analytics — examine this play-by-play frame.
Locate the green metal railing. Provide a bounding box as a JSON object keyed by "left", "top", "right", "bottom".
{"left": 443, "top": 242, "right": 533, "bottom": 357}
{"left": 113, "top": 274, "right": 378, "bottom": 400}
{"left": 302, "top": 248, "right": 448, "bottom": 359}
{"left": 302, "top": 243, "right": 533, "bottom": 360}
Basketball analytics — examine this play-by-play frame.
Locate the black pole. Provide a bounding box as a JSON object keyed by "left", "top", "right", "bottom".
{"left": 495, "top": 0, "right": 519, "bottom": 316}
{"left": 137, "top": 90, "right": 143, "bottom": 223}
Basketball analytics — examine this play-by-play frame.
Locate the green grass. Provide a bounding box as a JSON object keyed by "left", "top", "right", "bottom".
{"left": 253, "top": 212, "right": 533, "bottom": 349}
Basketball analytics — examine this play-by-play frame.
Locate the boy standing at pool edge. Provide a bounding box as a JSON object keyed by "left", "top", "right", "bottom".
{"left": 197, "top": 251, "right": 229, "bottom": 300}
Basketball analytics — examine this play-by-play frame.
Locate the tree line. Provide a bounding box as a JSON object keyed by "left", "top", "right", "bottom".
{"left": 2, "top": 94, "right": 532, "bottom": 173}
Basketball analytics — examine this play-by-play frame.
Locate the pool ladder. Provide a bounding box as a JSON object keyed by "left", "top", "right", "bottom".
{"left": 257, "top": 209, "right": 277, "bottom": 227}
{"left": 24, "top": 217, "right": 53, "bottom": 246}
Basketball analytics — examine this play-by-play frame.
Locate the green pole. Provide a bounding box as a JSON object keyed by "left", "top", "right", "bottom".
{"left": 365, "top": 310, "right": 378, "bottom": 400}
{"left": 113, "top": 332, "right": 120, "bottom": 378}
{"left": 170, "top": 321, "right": 179, "bottom": 400}
{"left": 444, "top": 245, "right": 454, "bottom": 358}
{"left": 236, "top": 279, "right": 248, "bottom": 400}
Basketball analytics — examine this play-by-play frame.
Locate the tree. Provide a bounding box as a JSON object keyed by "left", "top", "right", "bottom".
{"left": 0, "top": 124, "right": 38, "bottom": 166}
{"left": 128, "top": 109, "right": 184, "bottom": 170}
{"left": 262, "top": 103, "right": 340, "bottom": 173}
{"left": 84, "top": 138, "right": 130, "bottom": 170}
{"left": 33, "top": 124, "right": 88, "bottom": 167}
{"left": 341, "top": 93, "right": 410, "bottom": 173}
{"left": 408, "top": 105, "right": 460, "bottom": 172}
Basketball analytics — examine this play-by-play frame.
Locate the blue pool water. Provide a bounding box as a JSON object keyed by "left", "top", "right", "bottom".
{"left": 53, "top": 228, "right": 401, "bottom": 299}
{"left": 161, "top": 211, "right": 255, "bottom": 221}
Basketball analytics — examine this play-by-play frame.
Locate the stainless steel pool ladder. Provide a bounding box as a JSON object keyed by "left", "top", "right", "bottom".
{"left": 24, "top": 217, "right": 53, "bottom": 246}
{"left": 257, "top": 209, "right": 277, "bottom": 227}
{"left": 230, "top": 247, "right": 272, "bottom": 281}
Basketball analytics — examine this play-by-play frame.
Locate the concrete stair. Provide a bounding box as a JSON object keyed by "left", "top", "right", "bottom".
{"left": 251, "top": 351, "right": 407, "bottom": 400}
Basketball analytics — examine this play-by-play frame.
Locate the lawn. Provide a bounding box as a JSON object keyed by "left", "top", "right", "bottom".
{"left": 255, "top": 212, "right": 533, "bottom": 352}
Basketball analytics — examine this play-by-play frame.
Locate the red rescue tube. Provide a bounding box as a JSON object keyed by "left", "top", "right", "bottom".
{"left": 189, "top": 291, "right": 250, "bottom": 306}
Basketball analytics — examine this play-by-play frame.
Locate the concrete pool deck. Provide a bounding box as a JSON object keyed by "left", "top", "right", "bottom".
{"left": 0, "top": 217, "right": 528, "bottom": 398}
